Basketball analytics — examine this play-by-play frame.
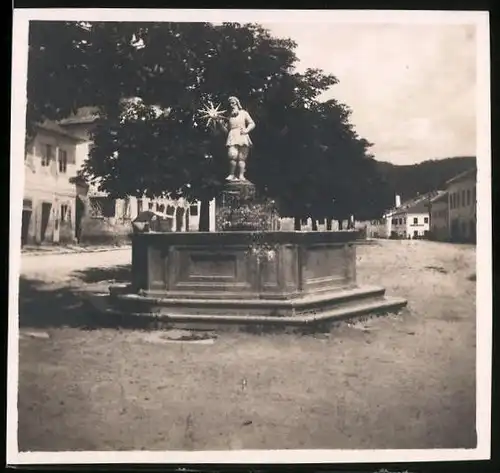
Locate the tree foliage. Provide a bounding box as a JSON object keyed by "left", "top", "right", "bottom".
{"left": 27, "top": 21, "right": 393, "bottom": 228}
{"left": 26, "top": 21, "right": 91, "bottom": 140}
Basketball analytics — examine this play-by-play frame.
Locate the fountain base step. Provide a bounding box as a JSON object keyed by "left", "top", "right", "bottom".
{"left": 91, "top": 284, "right": 407, "bottom": 332}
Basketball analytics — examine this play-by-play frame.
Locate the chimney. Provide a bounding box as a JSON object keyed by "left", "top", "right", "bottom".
{"left": 395, "top": 195, "right": 401, "bottom": 208}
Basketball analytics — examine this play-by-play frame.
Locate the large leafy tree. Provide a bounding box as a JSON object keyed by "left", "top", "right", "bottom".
{"left": 27, "top": 20, "right": 391, "bottom": 230}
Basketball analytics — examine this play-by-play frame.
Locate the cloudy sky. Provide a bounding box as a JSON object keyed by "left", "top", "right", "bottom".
{"left": 263, "top": 22, "right": 477, "bottom": 165}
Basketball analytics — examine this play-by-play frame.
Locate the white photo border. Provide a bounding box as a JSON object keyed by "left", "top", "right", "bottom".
{"left": 8, "top": 8, "right": 492, "bottom": 466}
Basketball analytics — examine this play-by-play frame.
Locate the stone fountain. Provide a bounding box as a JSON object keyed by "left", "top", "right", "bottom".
{"left": 103, "top": 96, "right": 407, "bottom": 331}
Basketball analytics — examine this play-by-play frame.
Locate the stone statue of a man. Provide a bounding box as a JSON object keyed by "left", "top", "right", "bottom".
{"left": 218, "top": 96, "right": 256, "bottom": 182}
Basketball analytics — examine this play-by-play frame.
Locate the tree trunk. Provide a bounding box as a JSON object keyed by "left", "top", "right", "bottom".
{"left": 294, "top": 217, "right": 301, "bottom": 231}
{"left": 198, "top": 199, "right": 210, "bottom": 232}
{"left": 326, "top": 219, "right": 332, "bottom": 231}
{"left": 311, "top": 219, "right": 318, "bottom": 231}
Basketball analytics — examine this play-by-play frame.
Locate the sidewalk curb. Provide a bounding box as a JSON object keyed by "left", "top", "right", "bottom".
{"left": 22, "top": 245, "right": 132, "bottom": 257}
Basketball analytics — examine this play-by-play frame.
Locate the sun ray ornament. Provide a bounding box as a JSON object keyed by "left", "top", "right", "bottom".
{"left": 197, "top": 100, "right": 227, "bottom": 129}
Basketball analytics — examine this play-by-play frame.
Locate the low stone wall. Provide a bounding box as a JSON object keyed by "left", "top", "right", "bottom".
{"left": 79, "top": 216, "right": 133, "bottom": 245}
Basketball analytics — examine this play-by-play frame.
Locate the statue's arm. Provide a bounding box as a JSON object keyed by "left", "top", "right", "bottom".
{"left": 218, "top": 118, "right": 228, "bottom": 133}
{"left": 243, "top": 112, "right": 255, "bottom": 134}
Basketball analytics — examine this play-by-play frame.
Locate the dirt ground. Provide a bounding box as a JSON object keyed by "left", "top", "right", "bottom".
{"left": 16, "top": 240, "right": 477, "bottom": 451}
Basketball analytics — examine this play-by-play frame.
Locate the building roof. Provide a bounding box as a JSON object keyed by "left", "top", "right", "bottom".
{"left": 36, "top": 120, "right": 86, "bottom": 142}
{"left": 430, "top": 190, "right": 448, "bottom": 204}
{"left": 58, "top": 106, "right": 100, "bottom": 125}
{"left": 386, "top": 191, "right": 438, "bottom": 217}
{"left": 392, "top": 200, "right": 431, "bottom": 216}
{"left": 445, "top": 167, "right": 476, "bottom": 186}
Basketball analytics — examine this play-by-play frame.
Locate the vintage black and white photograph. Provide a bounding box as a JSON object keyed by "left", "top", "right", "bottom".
{"left": 8, "top": 8, "right": 491, "bottom": 465}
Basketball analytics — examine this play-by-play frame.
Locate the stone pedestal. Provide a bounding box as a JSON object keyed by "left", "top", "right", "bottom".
{"left": 215, "top": 180, "right": 278, "bottom": 231}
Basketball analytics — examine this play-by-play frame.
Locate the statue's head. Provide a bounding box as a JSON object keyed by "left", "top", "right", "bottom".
{"left": 228, "top": 96, "right": 242, "bottom": 110}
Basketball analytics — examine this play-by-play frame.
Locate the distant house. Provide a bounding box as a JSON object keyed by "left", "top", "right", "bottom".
{"left": 390, "top": 199, "right": 431, "bottom": 239}
{"left": 372, "top": 193, "right": 436, "bottom": 239}
{"left": 446, "top": 167, "right": 476, "bottom": 243}
{"left": 429, "top": 191, "right": 449, "bottom": 241}
{"left": 22, "top": 122, "right": 86, "bottom": 246}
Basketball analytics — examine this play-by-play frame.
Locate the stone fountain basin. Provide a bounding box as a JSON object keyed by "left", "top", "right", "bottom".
{"left": 106, "top": 231, "right": 407, "bottom": 329}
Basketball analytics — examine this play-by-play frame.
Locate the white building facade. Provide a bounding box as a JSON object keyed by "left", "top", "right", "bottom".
{"left": 390, "top": 206, "right": 430, "bottom": 239}
{"left": 22, "top": 122, "right": 85, "bottom": 245}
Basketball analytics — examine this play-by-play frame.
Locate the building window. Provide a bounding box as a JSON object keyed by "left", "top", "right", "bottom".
{"left": 60, "top": 204, "right": 69, "bottom": 222}
{"left": 58, "top": 149, "right": 68, "bottom": 173}
{"left": 166, "top": 205, "right": 175, "bottom": 217}
{"left": 103, "top": 199, "right": 116, "bottom": 217}
{"left": 41, "top": 144, "right": 53, "bottom": 167}
{"left": 190, "top": 204, "right": 199, "bottom": 217}
{"left": 424, "top": 217, "right": 429, "bottom": 224}
{"left": 148, "top": 202, "right": 153, "bottom": 210}
{"left": 413, "top": 217, "right": 418, "bottom": 224}
{"left": 137, "top": 199, "right": 144, "bottom": 213}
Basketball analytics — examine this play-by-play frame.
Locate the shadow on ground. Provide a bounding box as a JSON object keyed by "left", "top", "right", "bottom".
{"left": 18, "top": 264, "right": 141, "bottom": 330}
{"left": 70, "top": 264, "right": 131, "bottom": 284}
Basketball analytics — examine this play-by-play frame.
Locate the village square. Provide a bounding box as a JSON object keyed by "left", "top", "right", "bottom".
{"left": 12, "top": 15, "right": 482, "bottom": 456}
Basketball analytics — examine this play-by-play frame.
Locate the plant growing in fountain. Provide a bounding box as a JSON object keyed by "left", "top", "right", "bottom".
{"left": 246, "top": 233, "right": 280, "bottom": 263}
{"left": 216, "top": 200, "right": 278, "bottom": 232}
